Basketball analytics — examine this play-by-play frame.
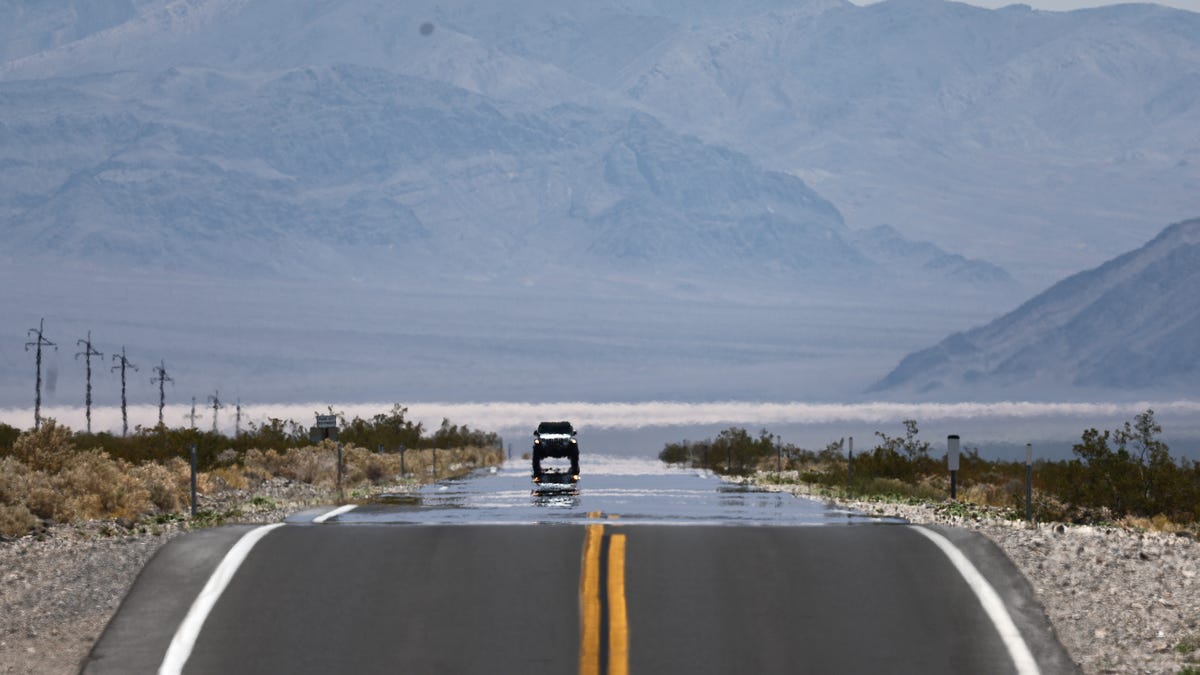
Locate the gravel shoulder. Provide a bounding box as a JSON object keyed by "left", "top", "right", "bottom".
{"left": 3, "top": 475, "right": 1199, "bottom": 674}
{"left": 754, "top": 477, "right": 1200, "bottom": 675}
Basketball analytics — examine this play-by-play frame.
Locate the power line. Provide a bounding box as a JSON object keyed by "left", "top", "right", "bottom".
{"left": 208, "top": 391, "right": 223, "bottom": 434}
{"left": 75, "top": 331, "right": 103, "bottom": 434}
{"left": 110, "top": 347, "right": 138, "bottom": 437}
{"left": 188, "top": 396, "right": 198, "bottom": 430}
{"left": 24, "top": 318, "right": 56, "bottom": 431}
{"left": 151, "top": 360, "right": 173, "bottom": 427}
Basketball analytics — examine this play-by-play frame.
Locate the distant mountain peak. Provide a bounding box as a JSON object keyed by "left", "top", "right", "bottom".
{"left": 872, "top": 217, "right": 1200, "bottom": 396}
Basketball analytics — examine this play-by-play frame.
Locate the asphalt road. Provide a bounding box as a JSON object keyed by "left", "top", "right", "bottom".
{"left": 83, "top": 460, "right": 1077, "bottom": 674}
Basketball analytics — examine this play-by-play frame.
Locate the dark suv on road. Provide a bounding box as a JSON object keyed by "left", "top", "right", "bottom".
{"left": 532, "top": 421, "right": 580, "bottom": 482}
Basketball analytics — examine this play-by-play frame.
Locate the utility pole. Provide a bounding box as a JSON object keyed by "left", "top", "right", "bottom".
{"left": 24, "top": 318, "right": 56, "bottom": 431}
{"left": 208, "top": 391, "right": 223, "bottom": 434}
{"left": 110, "top": 347, "right": 138, "bottom": 437}
{"left": 75, "top": 331, "right": 103, "bottom": 434}
{"left": 235, "top": 398, "right": 242, "bottom": 437}
{"left": 188, "top": 396, "right": 198, "bottom": 429}
{"left": 151, "top": 360, "right": 173, "bottom": 427}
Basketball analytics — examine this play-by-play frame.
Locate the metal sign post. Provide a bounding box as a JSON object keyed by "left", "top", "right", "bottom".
{"left": 947, "top": 435, "right": 960, "bottom": 500}
{"left": 337, "top": 442, "right": 343, "bottom": 494}
{"left": 309, "top": 414, "right": 342, "bottom": 498}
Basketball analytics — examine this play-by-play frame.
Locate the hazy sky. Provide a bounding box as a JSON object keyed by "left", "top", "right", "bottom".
{"left": 851, "top": 0, "right": 1197, "bottom": 11}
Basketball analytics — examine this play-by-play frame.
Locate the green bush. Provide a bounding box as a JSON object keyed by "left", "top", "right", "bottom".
{"left": 661, "top": 411, "right": 1200, "bottom": 526}
{"left": 658, "top": 427, "right": 801, "bottom": 475}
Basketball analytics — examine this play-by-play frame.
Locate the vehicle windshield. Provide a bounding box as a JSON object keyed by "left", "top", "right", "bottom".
{"left": 536, "top": 422, "right": 574, "bottom": 435}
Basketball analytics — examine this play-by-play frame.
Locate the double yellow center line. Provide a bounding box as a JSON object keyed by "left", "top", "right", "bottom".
{"left": 579, "top": 513, "right": 628, "bottom": 675}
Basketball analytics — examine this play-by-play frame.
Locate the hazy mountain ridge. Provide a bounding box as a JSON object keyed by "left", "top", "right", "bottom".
{"left": 5, "top": 0, "right": 1192, "bottom": 284}
{"left": 3, "top": 0, "right": 1198, "bottom": 406}
{"left": 850, "top": 225, "right": 1015, "bottom": 285}
{"left": 2, "top": 64, "right": 896, "bottom": 278}
{"left": 0, "top": 5, "right": 1013, "bottom": 287}
{"left": 604, "top": 0, "right": 1200, "bottom": 281}
{"left": 874, "top": 218, "right": 1200, "bottom": 396}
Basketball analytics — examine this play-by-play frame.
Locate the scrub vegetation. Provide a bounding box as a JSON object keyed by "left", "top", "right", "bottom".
{"left": 0, "top": 405, "right": 504, "bottom": 538}
{"left": 660, "top": 410, "right": 1200, "bottom": 531}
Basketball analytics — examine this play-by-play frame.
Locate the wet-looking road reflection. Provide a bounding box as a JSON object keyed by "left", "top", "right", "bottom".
{"left": 297, "top": 456, "right": 900, "bottom": 526}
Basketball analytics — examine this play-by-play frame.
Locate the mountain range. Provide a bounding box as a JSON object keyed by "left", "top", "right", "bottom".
{"left": 0, "top": 0, "right": 1197, "bottom": 407}
{"left": 874, "top": 218, "right": 1200, "bottom": 397}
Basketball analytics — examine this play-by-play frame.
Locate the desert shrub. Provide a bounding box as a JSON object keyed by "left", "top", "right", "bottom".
{"left": 0, "top": 456, "right": 32, "bottom": 505}
{"left": 854, "top": 477, "right": 944, "bottom": 502}
{"left": 0, "top": 457, "right": 60, "bottom": 522}
{"left": 337, "top": 405, "right": 425, "bottom": 452}
{"left": 961, "top": 482, "right": 1019, "bottom": 509}
{"left": 278, "top": 446, "right": 337, "bottom": 485}
{"left": 11, "top": 420, "right": 76, "bottom": 473}
{"left": 659, "top": 441, "right": 691, "bottom": 465}
{"left": 131, "top": 460, "right": 187, "bottom": 512}
{"left": 874, "top": 419, "right": 931, "bottom": 460}
{"left": 0, "top": 410, "right": 506, "bottom": 537}
{"left": 242, "top": 448, "right": 291, "bottom": 482}
{"left": 0, "top": 423, "right": 19, "bottom": 451}
{"left": 1054, "top": 410, "right": 1200, "bottom": 521}
{"left": 23, "top": 480, "right": 61, "bottom": 522}
{"left": 207, "top": 466, "right": 249, "bottom": 491}
{"left": 54, "top": 449, "right": 151, "bottom": 521}
{"left": 426, "top": 418, "right": 502, "bottom": 451}
{"left": 664, "top": 412, "right": 1200, "bottom": 526}
{"left": 0, "top": 504, "right": 39, "bottom": 538}
{"left": 351, "top": 448, "right": 395, "bottom": 484}
{"left": 658, "top": 428, "right": 799, "bottom": 475}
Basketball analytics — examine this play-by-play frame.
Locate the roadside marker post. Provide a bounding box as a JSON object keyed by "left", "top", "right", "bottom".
{"left": 947, "top": 435, "right": 960, "bottom": 500}
{"left": 189, "top": 443, "right": 198, "bottom": 516}
{"left": 400, "top": 444, "right": 406, "bottom": 477}
{"left": 1025, "top": 443, "right": 1034, "bottom": 522}
{"left": 337, "top": 442, "right": 343, "bottom": 493}
{"left": 847, "top": 436, "right": 854, "bottom": 486}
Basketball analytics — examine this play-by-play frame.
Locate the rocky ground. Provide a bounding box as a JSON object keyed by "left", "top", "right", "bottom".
{"left": 755, "top": 478, "right": 1200, "bottom": 675}
{"left": 3, "top": 476, "right": 1199, "bottom": 674}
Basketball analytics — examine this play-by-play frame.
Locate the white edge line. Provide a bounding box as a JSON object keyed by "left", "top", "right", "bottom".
{"left": 313, "top": 504, "right": 357, "bottom": 523}
{"left": 158, "top": 523, "right": 285, "bottom": 675}
{"left": 910, "top": 525, "right": 1041, "bottom": 675}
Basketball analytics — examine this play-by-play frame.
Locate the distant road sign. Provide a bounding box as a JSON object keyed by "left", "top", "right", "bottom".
{"left": 310, "top": 426, "right": 338, "bottom": 444}
{"left": 316, "top": 414, "right": 338, "bottom": 429}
